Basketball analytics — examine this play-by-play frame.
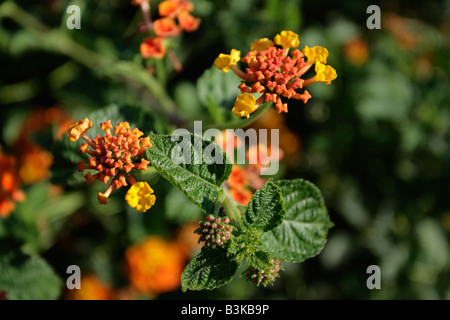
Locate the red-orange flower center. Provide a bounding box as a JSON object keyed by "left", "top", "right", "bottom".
{"left": 77, "top": 120, "right": 151, "bottom": 189}
{"left": 240, "top": 47, "right": 311, "bottom": 113}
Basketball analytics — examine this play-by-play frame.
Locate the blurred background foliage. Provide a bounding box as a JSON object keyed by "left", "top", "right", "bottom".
{"left": 0, "top": 0, "right": 449, "bottom": 300}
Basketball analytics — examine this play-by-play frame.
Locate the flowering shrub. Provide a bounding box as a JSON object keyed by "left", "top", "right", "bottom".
{"left": 55, "top": 27, "right": 333, "bottom": 291}
{"left": 2, "top": 0, "right": 447, "bottom": 301}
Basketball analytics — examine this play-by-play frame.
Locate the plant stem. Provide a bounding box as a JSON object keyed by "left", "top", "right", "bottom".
{"left": 222, "top": 187, "right": 243, "bottom": 230}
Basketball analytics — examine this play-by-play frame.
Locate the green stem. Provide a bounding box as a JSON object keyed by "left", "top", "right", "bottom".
{"left": 222, "top": 187, "right": 243, "bottom": 230}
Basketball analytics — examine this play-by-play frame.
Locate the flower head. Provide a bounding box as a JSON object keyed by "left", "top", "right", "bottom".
{"left": 215, "top": 31, "right": 337, "bottom": 116}
{"left": 274, "top": 30, "right": 300, "bottom": 49}
{"left": 232, "top": 93, "right": 257, "bottom": 118}
{"left": 125, "top": 236, "right": 186, "bottom": 295}
{"left": 214, "top": 49, "right": 241, "bottom": 73}
{"left": 140, "top": 37, "right": 166, "bottom": 59}
{"left": 68, "top": 119, "right": 152, "bottom": 205}
{"left": 239, "top": 46, "right": 309, "bottom": 113}
{"left": 125, "top": 181, "right": 156, "bottom": 212}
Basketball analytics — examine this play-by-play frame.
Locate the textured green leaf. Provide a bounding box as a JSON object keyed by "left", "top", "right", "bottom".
{"left": 145, "top": 132, "right": 232, "bottom": 213}
{"left": 181, "top": 246, "right": 238, "bottom": 291}
{"left": 0, "top": 251, "right": 63, "bottom": 300}
{"left": 261, "top": 179, "right": 332, "bottom": 263}
{"left": 243, "top": 179, "right": 286, "bottom": 232}
{"left": 246, "top": 251, "right": 272, "bottom": 270}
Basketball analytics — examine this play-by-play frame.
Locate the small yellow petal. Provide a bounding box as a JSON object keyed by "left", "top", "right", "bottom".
{"left": 125, "top": 181, "right": 156, "bottom": 213}
{"left": 232, "top": 94, "right": 258, "bottom": 118}
{"left": 274, "top": 30, "right": 300, "bottom": 49}
{"left": 302, "top": 45, "right": 328, "bottom": 65}
{"left": 214, "top": 49, "right": 241, "bottom": 73}
{"left": 314, "top": 61, "right": 337, "bottom": 84}
{"left": 250, "top": 38, "right": 275, "bottom": 51}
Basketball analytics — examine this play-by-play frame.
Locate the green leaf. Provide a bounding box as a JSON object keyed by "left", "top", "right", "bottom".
{"left": 145, "top": 132, "right": 232, "bottom": 213}
{"left": 243, "top": 179, "right": 286, "bottom": 232}
{"left": 227, "top": 227, "right": 262, "bottom": 264}
{"left": 246, "top": 251, "right": 272, "bottom": 270}
{"left": 0, "top": 251, "right": 63, "bottom": 300}
{"left": 261, "top": 179, "right": 333, "bottom": 263}
{"left": 197, "top": 66, "right": 242, "bottom": 123}
{"left": 181, "top": 246, "right": 238, "bottom": 292}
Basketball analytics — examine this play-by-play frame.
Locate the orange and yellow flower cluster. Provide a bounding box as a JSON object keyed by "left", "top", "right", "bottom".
{"left": 214, "top": 30, "right": 337, "bottom": 117}
{"left": 134, "top": 0, "right": 200, "bottom": 61}
{"left": 67, "top": 119, "right": 155, "bottom": 211}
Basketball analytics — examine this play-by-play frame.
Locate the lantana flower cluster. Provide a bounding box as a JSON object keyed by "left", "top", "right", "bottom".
{"left": 67, "top": 118, "right": 155, "bottom": 212}
{"left": 214, "top": 30, "right": 337, "bottom": 117}
{"left": 133, "top": 0, "right": 200, "bottom": 64}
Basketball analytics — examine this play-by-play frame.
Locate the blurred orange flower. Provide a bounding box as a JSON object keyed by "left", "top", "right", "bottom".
{"left": 65, "top": 274, "right": 113, "bottom": 300}
{"left": 228, "top": 188, "right": 253, "bottom": 206}
{"left": 18, "top": 144, "right": 53, "bottom": 185}
{"left": 125, "top": 236, "right": 186, "bottom": 295}
{"left": 226, "top": 165, "right": 248, "bottom": 190}
{"left": 342, "top": 37, "right": 369, "bottom": 65}
{"left": 177, "top": 10, "right": 200, "bottom": 32}
{"left": 250, "top": 107, "right": 301, "bottom": 158}
{"left": 153, "top": 17, "right": 181, "bottom": 38}
{"left": 0, "top": 148, "right": 25, "bottom": 217}
{"left": 140, "top": 37, "right": 166, "bottom": 59}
